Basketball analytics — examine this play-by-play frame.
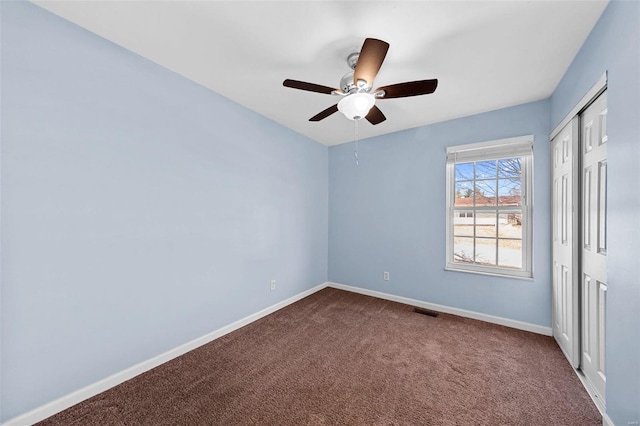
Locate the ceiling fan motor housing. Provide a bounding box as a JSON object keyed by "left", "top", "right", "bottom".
{"left": 340, "top": 71, "right": 357, "bottom": 93}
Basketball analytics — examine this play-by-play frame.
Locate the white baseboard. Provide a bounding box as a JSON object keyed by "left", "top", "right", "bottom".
{"left": 327, "top": 282, "right": 553, "bottom": 336}
{"left": 2, "top": 282, "right": 329, "bottom": 426}
{"left": 569, "top": 366, "right": 607, "bottom": 422}
{"left": 602, "top": 413, "right": 614, "bottom": 426}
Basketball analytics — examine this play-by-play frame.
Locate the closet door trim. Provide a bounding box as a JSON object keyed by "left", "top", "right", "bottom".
{"left": 550, "top": 72, "right": 607, "bottom": 140}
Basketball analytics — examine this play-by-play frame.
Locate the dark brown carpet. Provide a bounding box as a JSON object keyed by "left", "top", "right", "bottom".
{"left": 38, "top": 288, "right": 600, "bottom": 425}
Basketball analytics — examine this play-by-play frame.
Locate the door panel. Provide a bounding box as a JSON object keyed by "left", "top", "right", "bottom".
{"left": 597, "top": 161, "right": 607, "bottom": 254}
{"left": 551, "top": 117, "right": 579, "bottom": 367}
{"left": 580, "top": 91, "right": 607, "bottom": 404}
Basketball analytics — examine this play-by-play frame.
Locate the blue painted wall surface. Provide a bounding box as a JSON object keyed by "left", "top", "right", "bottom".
{"left": 329, "top": 99, "right": 551, "bottom": 326}
{"left": 3, "top": 0, "right": 638, "bottom": 423}
{"left": 0, "top": 2, "right": 328, "bottom": 421}
{"left": 551, "top": 1, "right": 640, "bottom": 423}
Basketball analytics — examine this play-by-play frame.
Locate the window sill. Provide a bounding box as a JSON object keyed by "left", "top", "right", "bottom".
{"left": 445, "top": 266, "right": 534, "bottom": 281}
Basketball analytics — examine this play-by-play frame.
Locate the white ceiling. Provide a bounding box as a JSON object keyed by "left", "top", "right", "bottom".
{"left": 33, "top": 1, "right": 608, "bottom": 146}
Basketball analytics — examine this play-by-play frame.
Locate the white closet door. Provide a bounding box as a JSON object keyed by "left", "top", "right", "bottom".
{"left": 580, "top": 91, "right": 607, "bottom": 404}
{"left": 551, "top": 117, "right": 579, "bottom": 367}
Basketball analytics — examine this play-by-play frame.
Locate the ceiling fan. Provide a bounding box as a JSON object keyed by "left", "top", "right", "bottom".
{"left": 283, "top": 38, "right": 438, "bottom": 126}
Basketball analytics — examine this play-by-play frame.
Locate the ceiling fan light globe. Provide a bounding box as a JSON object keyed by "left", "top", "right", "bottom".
{"left": 338, "top": 93, "right": 375, "bottom": 121}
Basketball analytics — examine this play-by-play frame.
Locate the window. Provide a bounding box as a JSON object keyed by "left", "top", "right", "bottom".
{"left": 445, "top": 136, "right": 533, "bottom": 279}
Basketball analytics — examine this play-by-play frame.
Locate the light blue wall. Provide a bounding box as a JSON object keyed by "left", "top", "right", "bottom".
{"left": 0, "top": 2, "right": 328, "bottom": 421}
{"left": 3, "top": 0, "right": 638, "bottom": 423}
{"left": 551, "top": 1, "right": 640, "bottom": 424}
{"left": 329, "top": 99, "right": 551, "bottom": 326}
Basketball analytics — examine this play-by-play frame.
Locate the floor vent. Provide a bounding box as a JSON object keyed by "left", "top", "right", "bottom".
{"left": 413, "top": 307, "right": 439, "bottom": 317}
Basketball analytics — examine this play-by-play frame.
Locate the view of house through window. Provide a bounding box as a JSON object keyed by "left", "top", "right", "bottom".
{"left": 453, "top": 158, "right": 524, "bottom": 269}
{"left": 446, "top": 136, "right": 533, "bottom": 278}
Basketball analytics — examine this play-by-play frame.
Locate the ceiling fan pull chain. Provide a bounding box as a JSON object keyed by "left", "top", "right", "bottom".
{"left": 354, "top": 120, "right": 359, "bottom": 166}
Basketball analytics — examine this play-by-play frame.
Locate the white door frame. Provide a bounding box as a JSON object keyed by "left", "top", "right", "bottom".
{"left": 550, "top": 73, "right": 607, "bottom": 140}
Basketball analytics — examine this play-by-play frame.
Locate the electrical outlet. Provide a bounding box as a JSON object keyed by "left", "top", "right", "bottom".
{"left": 270, "top": 280, "right": 276, "bottom": 291}
{"left": 383, "top": 272, "right": 390, "bottom": 281}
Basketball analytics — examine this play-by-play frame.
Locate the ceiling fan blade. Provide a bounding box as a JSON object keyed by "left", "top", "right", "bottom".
{"left": 309, "top": 104, "right": 339, "bottom": 121}
{"left": 365, "top": 105, "right": 386, "bottom": 125}
{"left": 353, "top": 38, "right": 389, "bottom": 88}
{"left": 375, "top": 79, "right": 438, "bottom": 99}
{"left": 283, "top": 79, "right": 338, "bottom": 95}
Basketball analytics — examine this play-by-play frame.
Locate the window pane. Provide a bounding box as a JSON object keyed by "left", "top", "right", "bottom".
{"left": 498, "top": 213, "right": 522, "bottom": 239}
{"left": 475, "top": 180, "right": 496, "bottom": 206}
{"left": 475, "top": 238, "right": 497, "bottom": 265}
{"left": 498, "top": 158, "right": 522, "bottom": 178}
{"left": 455, "top": 162, "right": 474, "bottom": 181}
{"left": 475, "top": 211, "right": 497, "bottom": 237}
{"left": 498, "top": 178, "right": 522, "bottom": 206}
{"left": 498, "top": 239, "right": 522, "bottom": 269}
{"left": 455, "top": 182, "right": 474, "bottom": 207}
{"left": 454, "top": 211, "right": 474, "bottom": 236}
{"left": 475, "top": 160, "right": 497, "bottom": 179}
{"left": 453, "top": 237, "right": 474, "bottom": 263}
{"left": 447, "top": 146, "right": 530, "bottom": 277}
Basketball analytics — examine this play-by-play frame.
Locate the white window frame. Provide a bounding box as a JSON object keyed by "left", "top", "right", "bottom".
{"left": 445, "top": 135, "right": 534, "bottom": 279}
